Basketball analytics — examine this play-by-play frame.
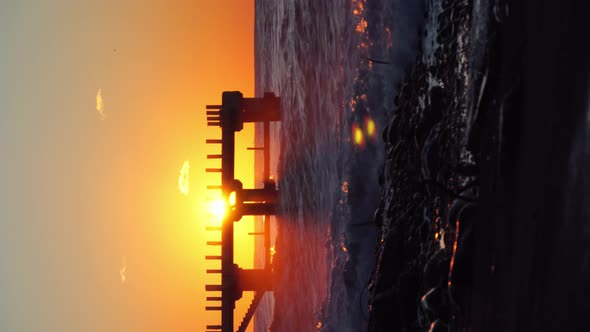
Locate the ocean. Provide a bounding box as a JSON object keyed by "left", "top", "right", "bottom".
{"left": 254, "top": 1, "right": 425, "bottom": 331}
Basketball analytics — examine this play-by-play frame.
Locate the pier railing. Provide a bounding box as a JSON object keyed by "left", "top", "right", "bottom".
{"left": 203, "top": 91, "right": 281, "bottom": 332}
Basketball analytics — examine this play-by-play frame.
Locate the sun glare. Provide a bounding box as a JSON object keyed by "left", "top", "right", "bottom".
{"left": 228, "top": 191, "right": 236, "bottom": 206}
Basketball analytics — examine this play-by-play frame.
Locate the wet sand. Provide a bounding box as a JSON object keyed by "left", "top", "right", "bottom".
{"left": 369, "top": 0, "right": 590, "bottom": 331}
{"left": 472, "top": 1, "right": 590, "bottom": 331}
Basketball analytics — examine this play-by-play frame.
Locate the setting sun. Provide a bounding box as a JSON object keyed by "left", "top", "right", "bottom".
{"left": 207, "top": 199, "right": 227, "bottom": 222}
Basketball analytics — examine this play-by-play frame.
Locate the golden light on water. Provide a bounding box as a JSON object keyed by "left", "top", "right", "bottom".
{"left": 353, "top": 0, "right": 367, "bottom": 33}
{"left": 385, "top": 26, "right": 393, "bottom": 49}
{"left": 96, "top": 88, "right": 105, "bottom": 120}
{"left": 355, "top": 18, "right": 368, "bottom": 33}
{"left": 178, "top": 161, "right": 190, "bottom": 196}
{"left": 352, "top": 0, "right": 365, "bottom": 16}
{"left": 349, "top": 98, "right": 357, "bottom": 110}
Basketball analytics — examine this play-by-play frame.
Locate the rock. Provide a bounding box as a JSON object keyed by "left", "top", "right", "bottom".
{"left": 424, "top": 249, "right": 450, "bottom": 289}
{"left": 421, "top": 286, "right": 442, "bottom": 320}
{"left": 373, "top": 201, "right": 384, "bottom": 227}
{"left": 447, "top": 188, "right": 479, "bottom": 309}
{"left": 382, "top": 114, "right": 399, "bottom": 144}
{"left": 421, "top": 122, "right": 442, "bottom": 182}
{"left": 428, "top": 319, "right": 448, "bottom": 332}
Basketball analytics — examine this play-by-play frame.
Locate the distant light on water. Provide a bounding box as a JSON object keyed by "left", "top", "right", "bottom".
{"left": 352, "top": 123, "right": 365, "bottom": 148}
{"left": 178, "top": 161, "right": 190, "bottom": 196}
{"left": 96, "top": 88, "right": 105, "bottom": 120}
{"left": 341, "top": 244, "right": 348, "bottom": 253}
{"left": 352, "top": 0, "right": 365, "bottom": 17}
{"left": 355, "top": 18, "right": 368, "bottom": 33}
{"left": 385, "top": 26, "right": 393, "bottom": 49}
{"left": 365, "top": 116, "right": 376, "bottom": 139}
{"left": 353, "top": 0, "right": 367, "bottom": 33}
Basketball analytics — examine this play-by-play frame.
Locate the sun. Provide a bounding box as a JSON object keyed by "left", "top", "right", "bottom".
{"left": 208, "top": 199, "right": 227, "bottom": 223}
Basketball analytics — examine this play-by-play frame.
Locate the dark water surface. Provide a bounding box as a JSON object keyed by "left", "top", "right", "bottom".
{"left": 255, "top": 1, "right": 358, "bottom": 330}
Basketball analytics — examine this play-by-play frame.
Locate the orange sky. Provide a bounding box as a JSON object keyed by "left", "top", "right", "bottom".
{"left": 0, "top": 1, "right": 256, "bottom": 331}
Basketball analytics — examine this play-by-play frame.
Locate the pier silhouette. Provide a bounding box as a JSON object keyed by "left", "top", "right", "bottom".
{"left": 204, "top": 91, "right": 281, "bottom": 332}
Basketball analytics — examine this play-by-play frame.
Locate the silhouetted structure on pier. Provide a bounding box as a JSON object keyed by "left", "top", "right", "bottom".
{"left": 204, "top": 91, "right": 281, "bottom": 332}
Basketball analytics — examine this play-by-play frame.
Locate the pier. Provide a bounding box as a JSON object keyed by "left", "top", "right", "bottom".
{"left": 204, "top": 91, "right": 281, "bottom": 332}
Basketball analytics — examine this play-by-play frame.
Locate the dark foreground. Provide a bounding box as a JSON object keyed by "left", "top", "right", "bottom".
{"left": 369, "top": 0, "right": 590, "bottom": 331}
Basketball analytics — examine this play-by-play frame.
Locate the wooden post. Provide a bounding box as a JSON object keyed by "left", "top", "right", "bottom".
{"left": 221, "top": 91, "right": 241, "bottom": 332}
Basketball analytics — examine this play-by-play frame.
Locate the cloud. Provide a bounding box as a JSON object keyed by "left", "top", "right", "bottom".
{"left": 96, "top": 88, "right": 105, "bottom": 120}
{"left": 178, "top": 160, "right": 190, "bottom": 196}
{"left": 120, "top": 256, "right": 127, "bottom": 284}
{"left": 120, "top": 265, "right": 126, "bottom": 284}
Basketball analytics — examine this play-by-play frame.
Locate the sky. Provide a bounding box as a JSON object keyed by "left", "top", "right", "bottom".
{"left": 0, "top": 1, "right": 256, "bottom": 331}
